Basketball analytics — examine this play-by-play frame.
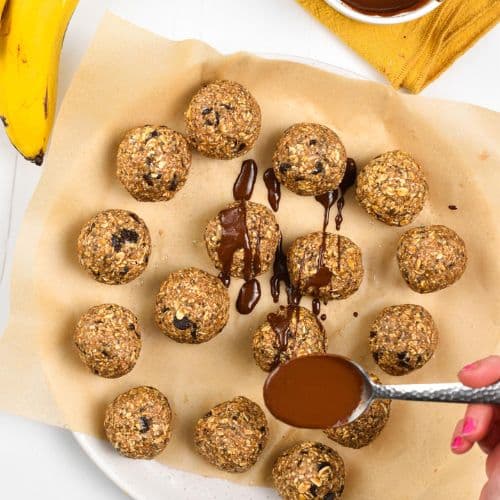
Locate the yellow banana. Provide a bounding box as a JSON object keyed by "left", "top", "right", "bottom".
{"left": 0, "top": 0, "right": 78, "bottom": 165}
{"left": 0, "top": 0, "right": 7, "bottom": 27}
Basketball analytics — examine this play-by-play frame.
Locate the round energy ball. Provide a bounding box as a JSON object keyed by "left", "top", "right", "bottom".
{"left": 77, "top": 209, "right": 151, "bottom": 285}
{"left": 154, "top": 267, "right": 230, "bottom": 344}
{"left": 104, "top": 386, "right": 172, "bottom": 459}
{"left": 74, "top": 304, "right": 141, "bottom": 378}
{"left": 116, "top": 125, "right": 191, "bottom": 202}
{"left": 272, "top": 123, "right": 347, "bottom": 196}
{"left": 252, "top": 305, "right": 327, "bottom": 372}
{"left": 397, "top": 225, "right": 467, "bottom": 293}
{"left": 272, "top": 441, "right": 345, "bottom": 500}
{"left": 324, "top": 375, "right": 391, "bottom": 449}
{"left": 194, "top": 396, "right": 269, "bottom": 472}
{"left": 369, "top": 304, "right": 439, "bottom": 376}
{"left": 287, "top": 231, "right": 364, "bottom": 302}
{"left": 204, "top": 201, "right": 280, "bottom": 279}
{"left": 356, "top": 150, "right": 428, "bottom": 226}
{"left": 184, "top": 80, "right": 261, "bottom": 159}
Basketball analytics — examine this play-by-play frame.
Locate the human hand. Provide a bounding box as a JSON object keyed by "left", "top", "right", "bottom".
{"left": 451, "top": 356, "right": 500, "bottom": 500}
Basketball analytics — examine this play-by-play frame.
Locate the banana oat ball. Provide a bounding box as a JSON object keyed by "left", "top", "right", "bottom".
{"left": 252, "top": 305, "right": 327, "bottom": 372}
{"left": 369, "top": 304, "right": 438, "bottom": 376}
{"left": 73, "top": 304, "right": 141, "bottom": 378}
{"left": 204, "top": 201, "right": 280, "bottom": 279}
{"left": 356, "top": 150, "right": 428, "bottom": 226}
{"left": 272, "top": 123, "right": 347, "bottom": 196}
{"left": 397, "top": 225, "right": 467, "bottom": 293}
{"left": 287, "top": 232, "right": 363, "bottom": 302}
{"left": 116, "top": 125, "right": 191, "bottom": 202}
{"left": 104, "top": 386, "right": 172, "bottom": 459}
{"left": 184, "top": 80, "right": 261, "bottom": 159}
{"left": 194, "top": 396, "right": 269, "bottom": 472}
{"left": 272, "top": 441, "right": 345, "bottom": 500}
{"left": 154, "top": 267, "right": 230, "bottom": 344}
{"left": 324, "top": 375, "right": 391, "bottom": 449}
{"left": 77, "top": 209, "right": 151, "bottom": 285}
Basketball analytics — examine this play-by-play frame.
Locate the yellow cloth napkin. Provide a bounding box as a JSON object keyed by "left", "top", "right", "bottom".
{"left": 296, "top": 0, "right": 500, "bottom": 93}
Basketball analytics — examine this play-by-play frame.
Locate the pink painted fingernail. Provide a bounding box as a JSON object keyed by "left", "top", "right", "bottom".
{"left": 462, "top": 362, "right": 478, "bottom": 371}
{"left": 462, "top": 418, "right": 476, "bottom": 435}
{"left": 451, "top": 436, "right": 464, "bottom": 450}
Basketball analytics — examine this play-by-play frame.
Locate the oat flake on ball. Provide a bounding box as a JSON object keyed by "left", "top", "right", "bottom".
{"left": 116, "top": 125, "right": 191, "bottom": 202}
{"left": 154, "top": 267, "right": 229, "bottom": 344}
{"left": 104, "top": 386, "right": 172, "bottom": 459}
{"left": 73, "top": 303, "right": 141, "bottom": 378}
{"left": 397, "top": 224, "right": 467, "bottom": 293}
{"left": 356, "top": 150, "right": 428, "bottom": 226}
{"left": 272, "top": 441, "right": 345, "bottom": 500}
{"left": 272, "top": 123, "right": 347, "bottom": 196}
{"left": 194, "top": 396, "right": 268, "bottom": 473}
{"left": 77, "top": 209, "right": 151, "bottom": 285}
{"left": 184, "top": 80, "right": 261, "bottom": 159}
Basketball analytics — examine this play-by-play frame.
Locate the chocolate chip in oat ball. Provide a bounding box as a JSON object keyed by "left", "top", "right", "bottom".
{"left": 287, "top": 231, "right": 363, "bottom": 302}
{"left": 397, "top": 224, "right": 467, "bottom": 293}
{"left": 272, "top": 123, "right": 347, "bottom": 196}
{"left": 194, "top": 396, "right": 269, "bottom": 472}
{"left": 252, "top": 305, "right": 327, "bottom": 372}
{"left": 77, "top": 209, "right": 151, "bottom": 285}
{"left": 104, "top": 386, "right": 172, "bottom": 459}
{"left": 369, "top": 304, "right": 439, "bottom": 376}
{"left": 204, "top": 200, "right": 280, "bottom": 281}
{"left": 184, "top": 80, "right": 261, "bottom": 159}
{"left": 272, "top": 441, "right": 345, "bottom": 500}
{"left": 356, "top": 150, "right": 428, "bottom": 226}
{"left": 324, "top": 374, "right": 391, "bottom": 449}
{"left": 73, "top": 304, "right": 141, "bottom": 378}
{"left": 154, "top": 267, "right": 229, "bottom": 344}
{"left": 116, "top": 125, "right": 191, "bottom": 202}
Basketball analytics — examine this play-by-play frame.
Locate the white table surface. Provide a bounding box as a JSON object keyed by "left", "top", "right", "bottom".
{"left": 0, "top": 1, "right": 498, "bottom": 498}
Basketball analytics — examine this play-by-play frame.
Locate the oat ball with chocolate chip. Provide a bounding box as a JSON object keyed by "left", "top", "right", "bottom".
{"left": 287, "top": 231, "right": 363, "bottom": 302}
{"left": 204, "top": 201, "right": 280, "bottom": 279}
{"left": 252, "top": 305, "right": 327, "bottom": 372}
{"left": 272, "top": 123, "right": 347, "bottom": 196}
{"left": 154, "top": 267, "right": 229, "bottom": 344}
{"left": 104, "top": 386, "right": 172, "bottom": 459}
{"left": 73, "top": 304, "right": 141, "bottom": 378}
{"left": 369, "top": 304, "right": 438, "bottom": 376}
{"left": 356, "top": 150, "right": 428, "bottom": 226}
{"left": 116, "top": 125, "right": 191, "bottom": 202}
{"left": 272, "top": 441, "right": 345, "bottom": 500}
{"left": 77, "top": 209, "right": 151, "bottom": 285}
{"left": 324, "top": 374, "right": 390, "bottom": 449}
{"left": 184, "top": 80, "right": 261, "bottom": 159}
{"left": 397, "top": 225, "right": 467, "bottom": 293}
{"left": 194, "top": 396, "right": 268, "bottom": 472}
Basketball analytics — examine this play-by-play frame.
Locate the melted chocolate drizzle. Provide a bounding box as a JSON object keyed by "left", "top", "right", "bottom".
{"left": 263, "top": 168, "right": 281, "bottom": 212}
{"left": 267, "top": 305, "right": 301, "bottom": 368}
{"left": 237, "top": 279, "right": 261, "bottom": 314}
{"left": 233, "top": 159, "right": 258, "bottom": 201}
{"left": 335, "top": 158, "right": 357, "bottom": 231}
{"left": 270, "top": 235, "right": 292, "bottom": 304}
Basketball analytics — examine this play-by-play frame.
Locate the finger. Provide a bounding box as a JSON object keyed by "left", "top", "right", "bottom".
{"left": 481, "top": 458, "right": 500, "bottom": 500}
{"left": 451, "top": 419, "right": 473, "bottom": 454}
{"left": 460, "top": 405, "right": 495, "bottom": 444}
{"left": 459, "top": 356, "right": 500, "bottom": 388}
{"left": 481, "top": 424, "right": 500, "bottom": 455}
{"left": 486, "top": 445, "right": 500, "bottom": 478}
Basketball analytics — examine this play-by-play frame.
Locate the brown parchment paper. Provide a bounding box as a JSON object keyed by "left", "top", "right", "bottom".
{"left": 1, "top": 13, "right": 499, "bottom": 499}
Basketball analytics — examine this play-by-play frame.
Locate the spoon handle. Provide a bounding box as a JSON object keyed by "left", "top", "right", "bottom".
{"left": 372, "top": 381, "right": 500, "bottom": 405}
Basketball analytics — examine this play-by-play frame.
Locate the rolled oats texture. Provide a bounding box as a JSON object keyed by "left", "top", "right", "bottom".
{"left": 369, "top": 304, "right": 439, "bottom": 376}
{"left": 73, "top": 303, "right": 141, "bottom": 378}
{"left": 397, "top": 225, "right": 467, "bottom": 293}
{"left": 104, "top": 386, "right": 172, "bottom": 459}
{"left": 154, "top": 267, "right": 229, "bottom": 344}
{"left": 194, "top": 396, "right": 269, "bottom": 473}
{"left": 272, "top": 123, "right": 347, "bottom": 196}
{"left": 184, "top": 80, "right": 261, "bottom": 159}
{"left": 356, "top": 150, "right": 428, "bottom": 226}
{"left": 77, "top": 209, "right": 151, "bottom": 285}
{"left": 116, "top": 125, "right": 191, "bottom": 202}
{"left": 272, "top": 441, "right": 345, "bottom": 500}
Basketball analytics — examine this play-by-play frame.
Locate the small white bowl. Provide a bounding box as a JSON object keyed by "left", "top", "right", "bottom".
{"left": 324, "top": 0, "right": 443, "bottom": 25}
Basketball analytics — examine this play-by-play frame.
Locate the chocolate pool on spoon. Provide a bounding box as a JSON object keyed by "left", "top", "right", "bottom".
{"left": 264, "top": 354, "right": 500, "bottom": 429}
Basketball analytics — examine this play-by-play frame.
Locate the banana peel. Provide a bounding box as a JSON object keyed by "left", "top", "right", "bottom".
{"left": 0, "top": 0, "right": 78, "bottom": 165}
